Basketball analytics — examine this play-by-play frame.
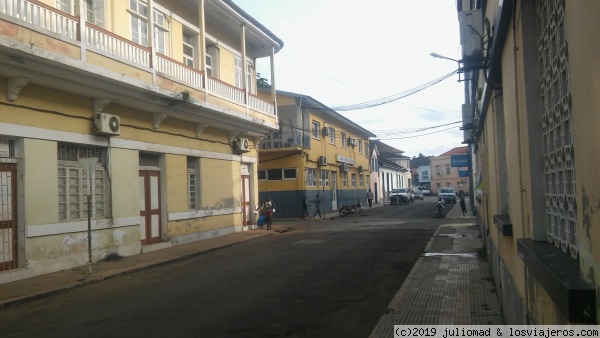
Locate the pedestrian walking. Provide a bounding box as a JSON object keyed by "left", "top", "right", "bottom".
{"left": 264, "top": 196, "right": 276, "bottom": 230}
{"left": 458, "top": 189, "right": 467, "bottom": 216}
{"left": 311, "top": 194, "right": 322, "bottom": 218}
{"left": 302, "top": 196, "right": 311, "bottom": 219}
{"left": 256, "top": 197, "right": 265, "bottom": 228}
{"left": 366, "top": 189, "right": 374, "bottom": 208}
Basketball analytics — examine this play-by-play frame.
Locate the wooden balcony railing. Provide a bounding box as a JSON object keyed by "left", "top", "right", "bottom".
{"left": 0, "top": 2, "right": 276, "bottom": 117}
{"left": 156, "top": 54, "right": 202, "bottom": 88}
{"left": 85, "top": 23, "right": 151, "bottom": 68}
{"left": 0, "top": 0, "right": 78, "bottom": 39}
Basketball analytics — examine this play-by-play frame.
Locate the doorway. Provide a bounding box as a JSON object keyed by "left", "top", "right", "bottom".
{"left": 139, "top": 170, "right": 161, "bottom": 244}
{"left": 331, "top": 171, "right": 337, "bottom": 210}
{"left": 0, "top": 163, "right": 17, "bottom": 271}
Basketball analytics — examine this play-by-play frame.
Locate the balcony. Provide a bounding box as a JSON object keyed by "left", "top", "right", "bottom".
{"left": 0, "top": 0, "right": 276, "bottom": 134}
{"left": 260, "top": 131, "right": 310, "bottom": 150}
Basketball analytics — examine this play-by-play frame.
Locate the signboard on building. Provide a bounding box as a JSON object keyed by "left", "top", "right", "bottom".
{"left": 451, "top": 154, "right": 470, "bottom": 167}
{"left": 459, "top": 170, "right": 470, "bottom": 177}
{"left": 336, "top": 155, "right": 354, "bottom": 165}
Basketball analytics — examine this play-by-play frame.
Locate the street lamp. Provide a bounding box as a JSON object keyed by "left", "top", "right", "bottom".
{"left": 430, "top": 52, "right": 459, "bottom": 63}
{"left": 430, "top": 51, "right": 476, "bottom": 216}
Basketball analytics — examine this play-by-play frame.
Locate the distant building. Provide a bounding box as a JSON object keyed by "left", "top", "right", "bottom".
{"left": 257, "top": 91, "right": 375, "bottom": 218}
{"left": 372, "top": 140, "right": 410, "bottom": 202}
{"left": 429, "top": 147, "right": 470, "bottom": 194}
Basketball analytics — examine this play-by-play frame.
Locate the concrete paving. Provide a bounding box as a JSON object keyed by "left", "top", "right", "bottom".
{"left": 0, "top": 198, "right": 505, "bottom": 332}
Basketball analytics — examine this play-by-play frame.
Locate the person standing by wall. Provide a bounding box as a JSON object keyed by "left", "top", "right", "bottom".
{"left": 366, "top": 189, "right": 374, "bottom": 208}
{"left": 311, "top": 194, "right": 322, "bottom": 218}
{"left": 302, "top": 196, "right": 311, "bottom": 219}
{"left": 458, "top": 189, "right": 467, "bottom": 216}
{"left": 264, "top": 196, "right": 276, "bottom": 230}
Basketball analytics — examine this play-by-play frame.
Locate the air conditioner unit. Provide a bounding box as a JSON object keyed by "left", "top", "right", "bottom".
{"left": 322, "top": 127, "right": 330, "bottom": 136}
{"left": 357, "top": 165, "right": 364, "bottom": 173}
{"left": 94, "top": 113, "right": 120, "bottom": 135}
{"left": 341, "top": 163, "right": 349, "bottom": 172}
{"left": 318, "top": 156, "right": 328, "bottom": 166}
{"left": 236, "top": 138, "right": 250, "bottom": 152}
{"left": 347, "top": 137, "right": 353, "bottom": 146}
{"left": 459, "top": 9, "right": 483, "bottom": 58}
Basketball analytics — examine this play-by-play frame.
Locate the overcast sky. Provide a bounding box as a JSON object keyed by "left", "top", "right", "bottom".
{"left": 233, "top": 0, "right": 465, "bottom": 158}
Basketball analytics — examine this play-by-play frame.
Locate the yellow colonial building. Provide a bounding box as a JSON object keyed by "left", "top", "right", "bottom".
{"left": 0, "top": 0, "right": 283, "bottom": 282}
{"left": 257, "top": 91, "right": 375, "bottom": 218}
{"left": 458, "top": 0, "right": 598, "bottom": 324}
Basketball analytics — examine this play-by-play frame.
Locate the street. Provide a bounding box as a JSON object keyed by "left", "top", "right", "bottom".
{"left": 1, "top": 197, "right": 462, "bottom": 338}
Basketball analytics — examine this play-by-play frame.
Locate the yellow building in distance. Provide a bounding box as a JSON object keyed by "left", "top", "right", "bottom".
{"left": 257, "top": 91, "right": 376, "bottom": 218}
{"left": 0, "top": 0, "right": 283, "bottom": 282}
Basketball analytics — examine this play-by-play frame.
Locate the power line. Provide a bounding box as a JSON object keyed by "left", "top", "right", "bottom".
{"left": 377, "top": 126, "right": 460, "bottom": 140}
{"left": 330, "top": 70, "right": 458, "bottom": 111}
{"left": 278, "top": 52, "right": 460, "bottom": 116}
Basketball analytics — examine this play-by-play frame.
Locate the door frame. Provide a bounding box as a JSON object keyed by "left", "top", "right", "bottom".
{"left": 139, "top": 170, "right": 161, "bottom": 245}
{"left": 0, "top": 163, "right": 17, "bottom": 271}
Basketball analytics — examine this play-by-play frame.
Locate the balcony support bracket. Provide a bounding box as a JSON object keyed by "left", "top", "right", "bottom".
{"left": 7, "top": 77, "right": 29, "bottom": 102}
{"left": 228, "top": 131, "right": 239, "bottom": 144}
{"left": 153, "top": 113, "right": 168, "bottom": 129}
{"left": 93, "top": 98, "right": 111, "bottom": 116}
{"left": 195, "top": 123, "right": 208, "bottom": 137}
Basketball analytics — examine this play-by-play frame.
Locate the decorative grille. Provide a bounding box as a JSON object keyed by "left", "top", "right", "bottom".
{"left": 536, "top": 0, "right": 577, "bottom": 258}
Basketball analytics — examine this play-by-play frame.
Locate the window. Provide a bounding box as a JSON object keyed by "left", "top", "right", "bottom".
{"left": 305, "top": 168, "right": 316, "bottom": 187}
{"left": 341, "top": 172, "right": 347, "bottom": 187}
{"left": 183, "top": 33, "right": 194, "bottom": 67}
{"left": 205, "top": 53, "right": 213, "bottom": 77}
{"left": 267, "top": 169, "right": 283, "bottom": 180}
{"left": 359, "top": 174, "right": 364, "bottom": 187}
{"left": 258, "top": 168, "right": 297, "bottom": 180}
{"left": 130, "top": 0, "right": 149, "bottom": 47}
{"left": 187, "top": 157, "right": 199, "bottom": 210}
{"left": 436, "top": 182, "right": 441, "bottom": 189}
{"left": 366, "top": 175, "right": 370, "bottom": 187}
{"left": 258, "top": 170, "right": 266, "bottom": 180}
{"left": 341, "top": 133, "right": 347, "bottom": 147}
{"left": 312, "top": 121, "right": 320, "bottom": 139}
{"left": 319, "top": 170, "right": 329, "bottom": 187}
{"left": 58, "top": 143, "right": 110, "bottom": 222}
{"left": 85, "top": 0, "right": 105, "bottom": 27}
{"left": 234, "top": 56, "right": 243, "bottom": 88}
{"left": 56, "top": 0, "right": 72, "bottom": 13}
{"left": 358, "top": 140, "right": 363, "bottom": 153}
{"left": 436, "top": 166, "right": 442, "bottom": 175}
{"left": 152, "top": 10, "right": 167, "bottom": 55}
{"left": 422, "top": 170, "right": 429, "bottom": 180}
{"left": 351, "top": 173, "right": 356, "bottom": 187}
{"left": 329, "top": 128, "right": 335, "bottom": 144}
{"left": 446, "top": 165, "right": 451, "bottom": 175}
{"left": 246, "top": 62, "right": 253, "bottom": 92}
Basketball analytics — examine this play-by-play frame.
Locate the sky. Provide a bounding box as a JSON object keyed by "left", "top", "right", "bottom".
{"left": 233, "top": 0, "right": 465, "bottom": 158}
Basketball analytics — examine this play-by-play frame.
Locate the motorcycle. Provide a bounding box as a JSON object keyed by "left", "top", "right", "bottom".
{"left": 433, "top": 196, "right": 445, "bottom": 218}
{"left": 339, "top": 199, "right": 368, "bottom": 217}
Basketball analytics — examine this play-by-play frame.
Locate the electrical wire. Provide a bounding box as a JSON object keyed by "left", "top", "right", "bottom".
{"left": 329, "top": 70, "right": 458, "bottom": 111}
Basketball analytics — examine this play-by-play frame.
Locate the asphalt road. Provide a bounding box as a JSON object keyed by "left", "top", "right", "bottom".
{"left": 0, "top": 197, "right": 456, "bottom": 338}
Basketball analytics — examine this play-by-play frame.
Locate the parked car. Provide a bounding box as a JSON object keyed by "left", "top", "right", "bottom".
{"left": 438, "top": 187, "right": 457, "bottom": 203}
{"left": 412, "top": 187, "right": 424, "bottom": 200}
{"left": 390, "top": 188, "right": 411, "bottom": 204}
{"left": 419, "top": 186, "right": 431, "bottom": 196}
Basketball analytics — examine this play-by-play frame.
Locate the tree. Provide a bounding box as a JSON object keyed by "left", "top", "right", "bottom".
{"left": 256, "top": 73, "right": 270, "bottom": 89}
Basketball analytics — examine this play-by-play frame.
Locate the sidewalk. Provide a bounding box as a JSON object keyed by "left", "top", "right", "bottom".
{"left": 1, "top": 198, "right": 504, "bottom": 332}
{"left": 369, "top": 198, "right": 505, "bottom": 337}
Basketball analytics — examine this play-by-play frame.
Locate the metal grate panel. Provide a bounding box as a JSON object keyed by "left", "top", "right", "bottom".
{"left": 536, "top": 0, "right": 577, "bottom": 258}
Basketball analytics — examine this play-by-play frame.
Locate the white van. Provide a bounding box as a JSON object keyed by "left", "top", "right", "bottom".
{"left": 412, "top": 187, "right": 424, "bottom": 200}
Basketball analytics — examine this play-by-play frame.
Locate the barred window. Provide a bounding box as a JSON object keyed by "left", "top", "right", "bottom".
{"left": 341, "top": 172, "right": 347, "bottom": 187}
{"left": 187, "top": 157, "right": 199, "bottom": 210}
{"left": 58, "top": 143, "right": 110, "bottom": 222}
{"left": 351, "top": 173, "right": 356, "bottom": 187}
